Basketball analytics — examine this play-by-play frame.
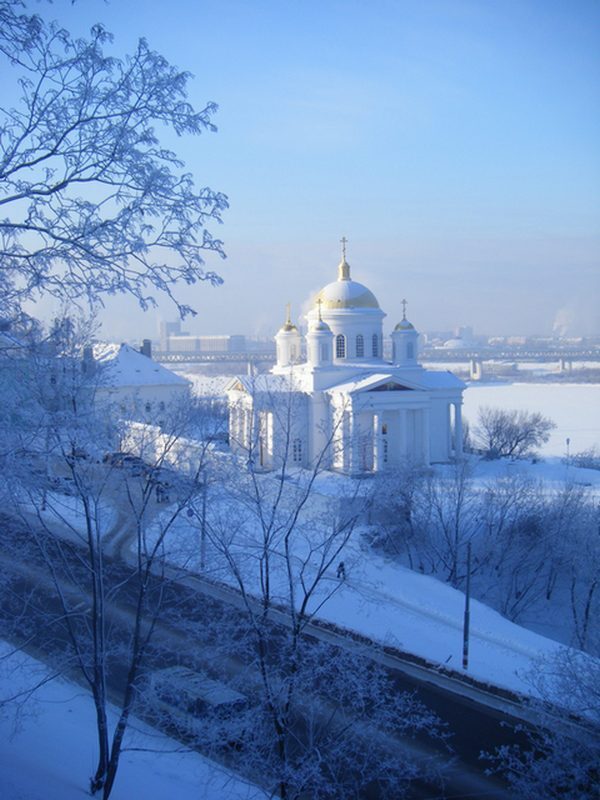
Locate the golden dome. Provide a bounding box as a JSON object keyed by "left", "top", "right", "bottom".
{"left": 277, "top": 302, "right": 300, "bottom": 334}
{"left": 315, "top": 279, "right": 380, "bottom": 310}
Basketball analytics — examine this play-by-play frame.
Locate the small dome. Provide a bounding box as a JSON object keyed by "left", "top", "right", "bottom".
{"left": 309, "top": 317, "right": 332, "bottom": 333}
{"left": 394, "top": 319, "right": 415, "bottom": 331}
{"left": 277, "top": 303, "right": 300, "bottom": 335}
{"left": 279, "top": 321, "right": 298, "bottom": 333}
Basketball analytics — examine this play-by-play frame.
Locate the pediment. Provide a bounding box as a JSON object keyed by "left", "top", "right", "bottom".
{"left": 368, "top": 381, "right": 413, "bottom": 392}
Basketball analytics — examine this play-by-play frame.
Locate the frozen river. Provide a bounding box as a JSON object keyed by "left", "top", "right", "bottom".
{"left": 462, "top": 382, "right": 600, "bottom": 457}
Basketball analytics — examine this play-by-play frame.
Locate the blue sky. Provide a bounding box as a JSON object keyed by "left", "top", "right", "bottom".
{"left": 29, "top": 1, "right": 600, "bottom": 338}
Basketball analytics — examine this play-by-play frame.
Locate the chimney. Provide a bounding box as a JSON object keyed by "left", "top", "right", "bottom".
{"left": 140, "top": 339, "right": 152, "bottom": 359}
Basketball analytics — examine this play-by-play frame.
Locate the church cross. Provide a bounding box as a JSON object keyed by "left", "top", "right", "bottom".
{"left": 340, "top": 236, "right": 348, "bottom": 260}
{"left": 401, "top": 298, "right": 408, "bottom": 320}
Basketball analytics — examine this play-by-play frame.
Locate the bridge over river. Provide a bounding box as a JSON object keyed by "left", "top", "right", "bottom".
{"left": 153, "top": 347, "right": 599, "bottom": 366}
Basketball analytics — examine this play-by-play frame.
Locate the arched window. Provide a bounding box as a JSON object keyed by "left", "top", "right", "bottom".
{"left": 407, "top": 342, "right": 414, "bottom": 360}
{"left": 372, "top": 334, "right": 379, "bottom": 357}
{"left": 356, "top": 334, "right": 364, "bottom": 357}
{"left": 292, "top": 438, "right": 302, "bottom": 463}
{"left": 320, "top": 343, "right": 329, "bottom": 362}
{"left": 336, "top": 334, "right": 346, "bottom": 359}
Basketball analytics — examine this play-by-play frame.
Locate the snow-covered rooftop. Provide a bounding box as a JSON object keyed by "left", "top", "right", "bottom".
{"left": 225, "top": 373, "right": 305, "bottom": 395}
{"left": 94, "top": 343, "right": 190, "bottom": 388}
{"left": 327, "top": 369, "right": 464, "bottom": 395}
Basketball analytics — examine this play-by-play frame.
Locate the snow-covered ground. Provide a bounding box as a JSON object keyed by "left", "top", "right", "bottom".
{"left": 0, "top": 642, "right": 261, "bottom": 800}
{"left": 463, "top": 382, "right": 600, "bottom": 456}
{"left": 148, "top": 456, "right": 600, "bottom": 701}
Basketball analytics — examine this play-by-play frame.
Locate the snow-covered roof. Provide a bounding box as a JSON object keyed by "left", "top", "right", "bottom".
{"left": 326, "top": 368, "right": 464, "bottom": 395}
{"left": 94, "top": 343, "right": 189, "bottom": 388}
{"left": 225, "top": 373, "right": 306, "bottom": 395}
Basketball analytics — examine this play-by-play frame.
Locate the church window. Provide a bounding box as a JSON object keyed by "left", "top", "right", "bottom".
{"left": 292, "top": 438, "right": 302, "bottom": 463}
{"left": 291, "top": 344, "right": 297, "bottom": 361}
{"left": 356, "top": 334, "right": 364, "bottom": 357}
{"left": 382, "top": 424, "right": 388, "bottom": 435}
{"left": 320, "top": 343, "right": 328, "bottom": 362}
{"left": 407, "top": 342, "right": 414, "bottom": 360}
{"left": 372, "top": 334, "right": 379, "bottom": 357}
{"left": 335, "top": 334, "right": 346, "bottom": 359}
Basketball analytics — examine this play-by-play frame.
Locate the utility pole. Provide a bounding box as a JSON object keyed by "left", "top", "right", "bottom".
{"left": 200, "top": 473, "right": 207, "bottom": 571}
{"left": 462, "top": 541, "right": 471, "bottom": 670}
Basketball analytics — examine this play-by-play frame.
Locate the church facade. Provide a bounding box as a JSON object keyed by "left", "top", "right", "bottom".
{"left": 227, "top": 248, "right": 465, "bottom": 475}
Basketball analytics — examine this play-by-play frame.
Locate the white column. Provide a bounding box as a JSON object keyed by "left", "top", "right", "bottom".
{"left": 373, "top": 413, "right": 384, "bottom": 472}
{"left": 399, "top": 409, "right": 408, "bottom": 459}
{"left": 341, "top": 410, "right": 351, "bottom": 472}
{"left": 350, "top": 411, "right": 361, "bottom": 474}
{"left": 447, "top": 403, "right": 453, "bottom": 460}
{"left": 421, "top": 409, "right": 430, "bottom": 465}
{"left": 454, "top": 402, "right": 463, "bottom": 458}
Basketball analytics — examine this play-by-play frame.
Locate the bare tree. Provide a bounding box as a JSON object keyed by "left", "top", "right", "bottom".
{"left": 195, "top": 389, "right": 449, "bottom": 798}
{"left": 0, "top": 0, "right": 227, "bottom": 319}
{"left": 484, "top": 645, "right": 600, "bottom": 799}
{"left": 416, "top": 460, "right": 479, "bottom": 586}
{"left": 367, "top": 461, "right": 430, "bottom": 569}
{"left": 474, "top": 407, "right": 555, "bottom": 459}
{"left": 2, "top": 322, "right": 217, "bottom": 799}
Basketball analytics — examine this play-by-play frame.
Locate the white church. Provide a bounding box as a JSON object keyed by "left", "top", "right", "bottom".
{"left": 227, "top": 244, "right": 465, "bottom": 475}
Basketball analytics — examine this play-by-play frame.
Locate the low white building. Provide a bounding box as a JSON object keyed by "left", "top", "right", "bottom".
{"left": 227, "top": 248, "right": 465, "bottom": 474}
{"left": 93, "top": 342, "right": 190, "bottom": 425}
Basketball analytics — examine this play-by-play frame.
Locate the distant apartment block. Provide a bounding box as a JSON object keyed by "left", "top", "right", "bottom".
{"left": 166, "top": 334, "right": 247, "bottom": 353}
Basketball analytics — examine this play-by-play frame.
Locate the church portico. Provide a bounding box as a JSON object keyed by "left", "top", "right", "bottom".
{"left": 345, "top": 400, "right": 431, "bottom": 473}
{"left": 227, "top": 243, "right": 465, "bottom": 476}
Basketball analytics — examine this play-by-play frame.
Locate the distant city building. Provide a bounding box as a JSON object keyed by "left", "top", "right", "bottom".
{"left": 454, "top": 325, "right": 474, "bottom": 341}
{"left": 227, "top": 246, "right": 465, "bottom": 475}
{"left": 159, "top": 320, "right": 187, "bottom": 351}
{"left": 166, "top": 334, "right": 247, "bottom": 354}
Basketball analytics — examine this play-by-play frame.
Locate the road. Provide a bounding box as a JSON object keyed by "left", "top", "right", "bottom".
{"left": 0, "top": 514, "right": 522, "bottom": 799}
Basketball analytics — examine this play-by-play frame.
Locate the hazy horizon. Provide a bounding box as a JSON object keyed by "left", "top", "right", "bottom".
{"left": 22, "top": 0, "right": 600, "bottom": 341}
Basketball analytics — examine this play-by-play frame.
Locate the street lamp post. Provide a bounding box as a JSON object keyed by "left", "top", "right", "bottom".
{"left": 200, "top": 475, "right": 207, "bottom": 571}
